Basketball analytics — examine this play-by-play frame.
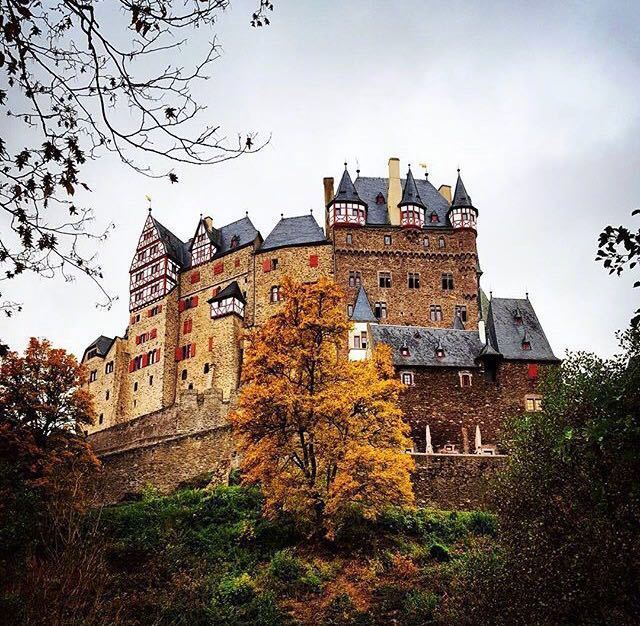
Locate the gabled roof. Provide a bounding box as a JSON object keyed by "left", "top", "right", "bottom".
{"left": 82, "top": 335, "right": 114, "bottom": 361}
{"left": 486, "top": 297, "right": 559, "bottom": 362}
{"left": 260, "top": 214, "right": 328, "bottom": 251}
{"left": 370, "top": 325, "right": 484, "bottom": 368}
{"left": 351, "top": 286, "right": 377, "bottom": 323}
{"left": 354, "top": 176, "right": 450, "bottom": 226}
{"left": 451, "top": 171, "right": 473, "bottom": 209}
{"left": 398, "top": 168, "right": 425, "bottom": 209}
{"left": 330, "top": 166, "right": 365, "bottom": 207}
{"left": 152, "top": 216, "right": 189, "bottom": 267}
{"left": 208, "top": 280, "right": 245, "bottom": 304}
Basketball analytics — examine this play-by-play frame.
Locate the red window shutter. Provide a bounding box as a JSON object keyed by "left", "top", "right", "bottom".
{"left": 156, "top": 348, "right": 161, "bottom": 361}
{"left": 128, "top": 359, "right": 135, "bottom": 373}
{"left": 309, "top": 254, "right": 319, "bottom": 268}
{"left": 150, "top": 328, "right": 157, "bottom": 339}
{"left": 178, "top": 300, "right": 185, "bottom": 312}
{"left": 142, "top": 354, "right": 148, "bottom": 367}
{"left": 191, "top": 271, "right": 200, "bottom": 284}
{"left": 135, "top": 334, "right": 141, "bottom": 345}
{"left": 528, "top": 364, "right": 539, "bottom": 380}
{"left": 130, "top": 315, "right": 136, "bottom": 325}
{"left": 262, "top": 259, "right": 271, "bottom": 273}
{"left": 214, "top": 262, "right": 224, "bottom": 275}
{"left": 158, "top": 304, "right": 163, "bottom": 313}
{"left": 208, "top": 337, "right": 213, "bottom": 351}
{"left": 189, "top": 343, "right": 196, "bottom": 358}
{"left": 193, "top": 295, "right": 199, "bottom": 307}
{"left": 235, "top": 258, "right": 240, "bottom": 268}
{"left": 175, "top": 347, "right": 182, "bottom": 361}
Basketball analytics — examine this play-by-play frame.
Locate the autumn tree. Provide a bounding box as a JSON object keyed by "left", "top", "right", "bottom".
{"left": 231, "top": 277, "right": 414, "bottom": 534}
{"left": 0, "top": 0, "right": 273, "bottom": 316}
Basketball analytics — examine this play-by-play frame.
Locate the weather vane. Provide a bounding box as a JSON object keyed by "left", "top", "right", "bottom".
{"left": 145, "top": 194, "right": 152, "bottom": 211}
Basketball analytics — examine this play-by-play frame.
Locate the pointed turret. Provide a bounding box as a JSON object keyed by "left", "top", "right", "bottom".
{"left": 398, "top": 167, "right": 426, "bottom": 228}
{"left": 351, "top": 286, "right": 377, "bottom": 323}
{"left": 448, "top": 169, "right": 478, "bottom": 230}
{"left": 327, "top": 164, "right": 367, "bottom": 228}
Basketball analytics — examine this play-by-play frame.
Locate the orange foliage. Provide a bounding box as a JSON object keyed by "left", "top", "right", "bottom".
{"left": 231, "top": 277, "right": 414, "bottom": 532}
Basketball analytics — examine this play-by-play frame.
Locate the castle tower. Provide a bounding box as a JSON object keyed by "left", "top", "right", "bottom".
{"left": 326, "top": 164, "right": 367, "bottom": 228}
{"left": 447, "top": 170, "right": 478, "bottom": 231}
{"left": 398, "top": 166, "right": 426, "bottom": 229}
{"left": 348, "top": 286, "right": 377, "bottom": 361}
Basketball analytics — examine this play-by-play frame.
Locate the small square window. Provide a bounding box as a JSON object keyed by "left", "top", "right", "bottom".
{"left": 401, "top": 372, "right": 414, "bottom": 385}
{"left": 346, "top": 233, "right": 353, "bottom": 244}
{"left": 455, "top": 305, "right": 467, "bottom": 322}
{"left": 408, "top": 272, "right": 420, "bottom": 289}
{"left": 379, "top": 272, "right": 392, "bottom": 288}
{"left": 374, "top": 302, "right": 387, "bottom": 319}
{"left": 441, "top": 273, "right": 454, "bottom": 291}
{"left": 347, "top": 304, "right": 354, "bottom": 317}
{"left": 384, "top": 235, "right": 392, "bottom": 245}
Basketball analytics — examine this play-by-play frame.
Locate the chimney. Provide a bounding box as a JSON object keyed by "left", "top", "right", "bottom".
{"left": 203, "top": 216, "right": 214, "bottom": 230}
{"left": 387, "top": 157, "right": 401, "bottom": 225}
{"left": 438, "top": 184, "right": 452, "bottom": 203}
{"left": 323, "top": 177, "right": 334, "bottom": 207}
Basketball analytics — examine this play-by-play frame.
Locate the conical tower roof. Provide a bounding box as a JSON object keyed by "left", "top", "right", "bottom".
{"left": 351, "top": 286, "right": 377, "bottom": 322}
{"left": 329, "top": 164, "right": 366, "bottom": 207}
{"left": 451, "top": 170, "right": 473, "bottom": 208}
{"left": 398, "top": 167, "right": 426, "bottom": 208}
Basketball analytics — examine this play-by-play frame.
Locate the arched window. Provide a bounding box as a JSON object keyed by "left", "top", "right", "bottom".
{"left": 270, "top": 285, "right": 281, "bottom": 303}
{"left": 459, "top": 371, "right": 473, "bottom": 387}
{"left": 181, "top": 369, "right": 187, "bottom": 381}
{"left": 438, "top": 236, "right": 445, "bottom": 249}
{"left": 376, "top": 193, "right": 385, "bottom": 205}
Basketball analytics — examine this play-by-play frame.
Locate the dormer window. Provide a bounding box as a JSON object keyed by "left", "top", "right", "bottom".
{"left": 376, "top": 193, "right": 385, "bottom": 205}
{"left": 230, "top": 235, "right": 239, "bottom": 248}
{"left": 436, "top": 347, "right": 445, "bottom": 359}
{"left": 430, "top": 212, "right": 439, "bottom": 223}
{"left": 514, "top": 309, "right": 523, "bottom": 325}
{"left": 400, "top": 345, "right": 410, "bottom": 356}
{"left": 522, "top": 340, "right": 532, "bottom": 351}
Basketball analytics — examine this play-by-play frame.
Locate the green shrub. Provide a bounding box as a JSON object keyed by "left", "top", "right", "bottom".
{"left": 209, "top": 589, "right": 287, "bottom": 626}
{"left": 217, "top": 573, "right": 256, "bottom": 605}
{"left": 429, "top": 542, "right": 451, "bottom": 563}
{"left": 269, "top": 549, "right": 305, "bottom": 583}
{"left": 300, "top": 567, "right": 323, "bottom": 593}
{"left": 401, "top": 590, "right": 438, "bottom": 625}
{"left": 466, "top": 511, "right": 498, "bottom": 536}
{"left": 322, "top": 593, "right": 372, "bottom": 626}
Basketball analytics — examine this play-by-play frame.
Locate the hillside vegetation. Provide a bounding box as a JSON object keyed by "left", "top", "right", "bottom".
{"left": 2, "top": 483, "right": 497, "bottom": 625}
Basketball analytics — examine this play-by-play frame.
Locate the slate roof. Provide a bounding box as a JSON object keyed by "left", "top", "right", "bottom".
{"left": 83, "top": 335, "right": 114, "bottom": 361}
{"left": 486, "top": 297, "right": 559, "bottom": 362}
{"left": 331, "top": 167, "right": 365, "bottom": 206}
{"left": 452, "top": 314, "right": 465, "bottom": 330}
{"left": 398, "top": 168, "right": 426, "bottom": 208}
{"left": 351, "top": 286, "right": 377, "bottom": 322}
{"left": 216, "top": 216, "right": 260, "bottom": 256}
{"left": 451, "top": 171, "right": 473, "bottom": 208}
{"left": 261, "top": 214, "right": 328, "bottom": 251}
{"left": 152, "top": 217, "right": 190, "bottom": 267}
{"left": 370, "top": 325, "right": 484, "bottom": 368}
{"left": 208, "top": 280, "right": 245, "bottom": 304}
{"left": 354, "top": 176, "right": 451, "bottom": 226}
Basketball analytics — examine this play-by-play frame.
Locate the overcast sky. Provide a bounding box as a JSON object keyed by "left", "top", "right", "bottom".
{"left": 2, "top": 0, "right": 639, "bottom": 359}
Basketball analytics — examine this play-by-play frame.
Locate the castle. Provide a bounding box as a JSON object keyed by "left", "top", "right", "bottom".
{"left": 82, "top": 157, "right": 559, "bottom": 503}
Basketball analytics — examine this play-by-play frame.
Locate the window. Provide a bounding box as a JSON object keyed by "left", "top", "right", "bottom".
{"left": 149, "top": 305, "right": 162, "bottom": 317}
{"left": 435, "top": 347, "right": 445, "bottom": 358}
{"left": 459, "top": 371, "right": 473, "bottom": 387}
{"left": 134, "top": 382, "right": 138, "bottom": 392}
{"left": 441, "top": 273, "right": 454, "bottom": 290}
{"left": 528, "top": 363, "right": 539, "bottom": 380}
{"left": 347, "top": 304, "right": 354, "bottom": 317}
{"left": 99, "top": 414, "right": 104, "bottom": 425}
{"left": 133, "top": 400, "right": 137, "bottom": 408}
{"left": 348, "top": 271, "right": 361, "bottom": 287}
{"left": 204, "top": 363, "right": 210, "bottom": 374}
{"left": 89, "top": 370, "right": 97, "bottom": 383}
{"left": 374, "top": 301, "right": 387, "bottom": 319}
{"left": 422, "top": 237, "right": 429, "bottom": 248}
{"left": 522, "top": 340, "right": 532, "bottom": 351}
{"left": 190, "top": 270, "right": 201, "bottom": 284}
{"left": 230, "top": 235, "right": 240, "bottom": 248}
{"left": 353, "top": 335, "right": 361, "bottom": 349}
{"left": 376, "top": 193, "right": 385, "bottom": 205}
{"left": 181, "top": 369, "right": 187, "bottom": 381}
{"left": 183, "top": 319, "right": 193, "bottom": 334}
{"left": 148, "top": 349, "right": 159, "bottom": 365}
{"left": 105, "top": 390, "right": 110, "bottom": 401}
{"left": 214, "top": 261, "right": 224, "bottom": 275}
{"left": 180, "top": 295, "right": 199, "bottom": 311}
{"left": 430, "top": 305, "right": 443, "bottom": 321}
{"left": 438, "top": 236, "right": 445, "bottom": 249}
{"left": 455, "top": 305, "right": 467, "bottom": 322}
{"left": 525, "top": 395, "right": 543, "bottom": 412}
{"left": 400, "top": 345, "right": 410, "bottom": 356}
{"left": 459, "top": 239, "right": 464, "bottom": 250}
{"left": 379, "top": 272, "right": 392, "bottom": 288}
{"left": 309, "top": 254, "right": 319, "bottom": 268}
{"left": 361, "top": 331, "right": 367, "bottom": 349}
{"left": 270, "top": 286, "right": 281, "bottom": 303}
{"left": 346, "top": 233, "right": 353, "bottom": 244}
{"left": 188, "top": 383, "right": 194, "bottom": 390}
{"left": 430, "top": 212, "right": 439, "bottom": 223}
{"left": 401, "top": 372, "right": 414, "bottom": 386}
{"left": 408, "top": 272, "right": 420, "bottom": 289}
{"left": 384, "top": 235, "right": 392, "bottom": 245}
{"left": 149, "top": 375, "right": 153, "bottom": 386}
{"left": 271, "top": 258, "right": 278, "bottom": 270}
{"left": 105, "top": 361, "right": 114, "bottom": 374}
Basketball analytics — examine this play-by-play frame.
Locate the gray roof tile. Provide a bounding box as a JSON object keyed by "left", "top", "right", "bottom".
{"left": 83, "top": 335, "right": 114, "bottom": 361}
{"left": 486, "top": 297, "right": 559, "bottom": 362}
{"left": 371, "top": 325, "right": 484, "bottom": 368}
{"left": 451, "top": 171, "right": 473, "bottom": 208}
{"left": 331, "top": 167, "right": 365, "bottom": 206}
{"left": 399, "top": 168, "right": 425, "bottom": 208}
{"left": 216, "top": 216, "right": 260, "bottom": 255}
{"left": 153, "top": 217, "right": 189, "bottom": 267}
{"left": 208, "top": 280, "right": 245, "bottom": 304}
{"left": 261, "top": 214, "right": 327, "bottom": 251}
{"left": 354, "top": 176, "right": 451, "bottom": 226}
{"left": 351, "top": 286, "right": 377, "bottom": 322}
